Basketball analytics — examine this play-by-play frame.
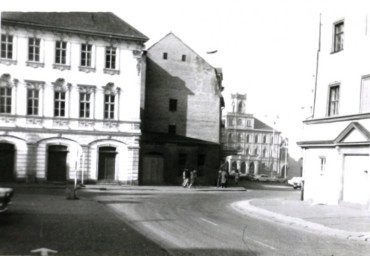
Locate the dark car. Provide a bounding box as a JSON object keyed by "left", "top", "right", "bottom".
{"left": 0, "top": 187, "right": 14, "bottom": 212}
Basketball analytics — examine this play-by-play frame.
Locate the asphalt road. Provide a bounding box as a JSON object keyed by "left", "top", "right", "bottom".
{"left": 2, "top": 183, "right": 370, "bottom": 256}
{"left": 89, "top": 185, "right": 370, "bottom": 256}
{"left": 0, "top": 186, "right": 169, "bottom": 256}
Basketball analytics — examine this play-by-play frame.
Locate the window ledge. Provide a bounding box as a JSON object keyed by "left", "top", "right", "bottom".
{"left": 0, "top": 59, "right": 17, "bottom": 66}
{"left": 53, "top": 64, "right": 71, "bottom": 71}
{"left": 79, "top": 66, "right": 96, "bottom": 73}
{"left": 103, "top": 68, "right": 120, "bottom": 75}
{"left": 26, "top": 61, "right": 45, "bottom": 68}
{"left": 330, "top": 49, "right": 343, "bottom": 54}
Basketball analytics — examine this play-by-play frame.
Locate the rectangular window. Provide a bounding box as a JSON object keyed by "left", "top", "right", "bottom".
{"left": 169, "top": 124, "right": 176, "bottom": 135}
{"left": 163, "top": 52, "right": 168, "bottom": 60}
{"left": 79, "top": 93, "right": 91, "bottom": 118}
{"left": 105, "top": 47, "right": 116, "bottom": 69}
{"left": 0, "top": 87, "right": 12, "bottom": 113}
{"left": 54, "top": 91, "right": 66, "bottom": 117}
{"left": 104, "top": 95, "right": 115, "bottom": 119}
{"left": 169, "top": 99, "right": 177, "bottom": 111}
{"left": 27, "top": 88, "right": 39, "bottom": 115}
{"left": 181, "top": 54, "right": 186, "bottom": 61}
{"left": 360, "top": 76, "right": 370, "bottom": 113}
{"left": 81, "top": 44, "right": 92, "bottom": 67}
{"left": 28, "top": 38, "right": 40, "bottom": 62}
{"left": 328, "top": 85, "right": 340, "bottom": 116}
{"left": 333, "top": 21, "right": 344, "bottom": 52}
{"left": 1, "top": 34, "right": 13, "bottom": 59}
{"left": 55, "top": 41, "right": 67, "bottom": 64}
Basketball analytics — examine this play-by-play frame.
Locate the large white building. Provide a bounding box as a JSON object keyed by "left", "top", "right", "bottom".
{"left": 0, "top": 12, "right": 148, "bottom": 184}
{"left": 221, "top": 93, "right": 283, "bottom": 177}
{"left": 299, "top": 12, "right": 370, "bottom": 208}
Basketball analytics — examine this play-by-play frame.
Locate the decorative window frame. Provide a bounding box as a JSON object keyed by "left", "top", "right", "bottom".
{"left": 25, "top": 80, "right": 45, "bottom": 116}
{"left": 0, "top": 33, "right": 17, "bottom": 66}
{"left": 79, "top": 42, "right": 96, "bottom": 73}
{"left": 53, "top": 39, "right": 71, "bottom": 71}
{"left": 103, "top": 83, "right": 121, "bottom": 120}
{"left": 104, "top": 44, "right": 120, "bottom": 75}
{"left": 52, "top": 78, "right": 71, "bottom": 118}
{"left": 78, "top": 85, "right": 96, "bottom": 119}
{"left": 0, "top": 74, "right": 18, "bottom": 115}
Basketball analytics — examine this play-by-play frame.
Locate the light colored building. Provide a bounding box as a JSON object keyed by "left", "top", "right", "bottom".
{"left": 0, "top": 12, "right": 148, "bottom": 184}
{"left": 140, "top": 32, "right": 224, "bottom": 185}
{"left": 298, "top": 12, "right": 370, "bottom": 208}
{"left": 221, "top": 93, "right": 283, "bottom": 177}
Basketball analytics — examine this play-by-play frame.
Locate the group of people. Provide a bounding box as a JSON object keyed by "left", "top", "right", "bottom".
{"left": 182, "top": 168, "right": 197, "bottom": 188}
{"left": 217, "top": 167, "right": 240, "bottom": 188}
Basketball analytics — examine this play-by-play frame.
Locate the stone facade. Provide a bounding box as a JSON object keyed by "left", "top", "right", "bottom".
{"left": 140, "top": 32, "right": 223, "bottom": 185}
{"left": 221, "top": 93, "right": 283, "bottom": 177}
{"left": 0, "top": 12, "right": 148, "bottom": 184}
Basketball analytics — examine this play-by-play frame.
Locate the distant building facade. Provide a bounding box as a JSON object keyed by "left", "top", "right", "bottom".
{"left": 0, "top": 12, "right": 148, "bottom": 184}
{"left": 221, "top": 93, "right": 283, "bottom": 177}
{"left": 140, "top": 32, "right": 224, "bottom": 185}
{"left": 298, "top": 12, "right": 370, "bottom": 208}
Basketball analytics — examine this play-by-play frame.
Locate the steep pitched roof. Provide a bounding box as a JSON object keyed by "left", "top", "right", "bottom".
{"left": 254, "top": 118, "right": 275, "bottom": 131}
{"left": 148, "top": 32, "right": 218, "bottom": 70}
{"left": 1, "top": 12, "right": 149, "bottom": 42}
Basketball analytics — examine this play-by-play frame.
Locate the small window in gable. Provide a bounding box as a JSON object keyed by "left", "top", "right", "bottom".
{"left": 163, "top": 52, "right": 168, "bottom": 60}
{"left": 181, "top": 54, "right": 186, "bottom": 61}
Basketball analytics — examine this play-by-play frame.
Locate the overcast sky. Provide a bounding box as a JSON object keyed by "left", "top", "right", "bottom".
{"left": 3, "top": 0, "right": 368, "bottom": 159}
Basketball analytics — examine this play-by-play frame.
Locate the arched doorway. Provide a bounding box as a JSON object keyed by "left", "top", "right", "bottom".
{"left": 240, "top": 162, "right": 246, "bottom": 174}
{"left": 98, "top": 146, "right": 117, "bottom": 181}
{"left": 249, "top": 162, "right": 255, "bottom": 175}
{"left": 231, "top": 161, "right": 237, "bottom": 171}
{"left": 47, "top": 145, "right": 68, "bottom": 182}
{"left": 0, "top": 143, "right": 15, "bottom": 181}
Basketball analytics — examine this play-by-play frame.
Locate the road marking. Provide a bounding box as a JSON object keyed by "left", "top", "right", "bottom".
{"left": 249, "top": 238, "right": 276, "bottom": 250}
{"left": 200, "top": 218, "right": 218, "bottom": 226}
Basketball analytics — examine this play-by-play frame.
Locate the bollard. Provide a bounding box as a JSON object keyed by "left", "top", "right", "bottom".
{"left": 300, "top": 180, "right": 305, "bottom": 201}
{"left": 65, "top": 185, "right": 79, "bottom": 200}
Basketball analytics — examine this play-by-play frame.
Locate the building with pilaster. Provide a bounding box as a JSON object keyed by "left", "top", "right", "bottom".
{"left": 221, "top": 93, "right": 283, "bottom": 177}
{"left": 0, "top": 12, "right": 148, "bottom": 184}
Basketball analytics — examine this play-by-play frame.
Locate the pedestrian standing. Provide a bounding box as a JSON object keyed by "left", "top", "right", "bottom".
{"left": 189, "top": 169, "right": 197, "bottom": 188}
{"left": 217, "top": 169, "right": 222, "bottom": 187}
{"left": 221, "top": 169, "right": 228, "bottom": 188}
{"left": 234, "top": 169, "right": 240, "bottom": 185}
{"left": 182, "top": 168, "right": 190, "bottom": 187}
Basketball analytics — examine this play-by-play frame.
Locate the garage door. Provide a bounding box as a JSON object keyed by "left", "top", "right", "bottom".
{"left": 343, "top": 155, "right": 369, "bottom": 205}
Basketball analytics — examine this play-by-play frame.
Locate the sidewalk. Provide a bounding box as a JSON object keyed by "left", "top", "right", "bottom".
{"left": 232, "top": 198, "right": 370, "bottom": 242}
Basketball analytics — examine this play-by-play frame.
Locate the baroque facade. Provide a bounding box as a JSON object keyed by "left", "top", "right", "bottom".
{"left": 0, "top": 12, "right": 148, "bottom": 184}
{"left": 298, "top": 12, "right": 370, "bottom": 208}
{"left": 221, "top": 93, "right": 283, "bottom": 177}
{"left": 140, "top": 32, "right": 224, "bottom": 185}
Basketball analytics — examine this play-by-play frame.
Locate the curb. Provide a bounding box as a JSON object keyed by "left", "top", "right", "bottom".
{"left": 231, "top": 200, "right": 370, "bottom": 242}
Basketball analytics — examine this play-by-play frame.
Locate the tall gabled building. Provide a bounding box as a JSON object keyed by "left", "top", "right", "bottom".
{"left": 0, "top": 12, "right": 148, "bottom": 184}
{"left": 140, "top": 32, "right": 224, "bottom": 185}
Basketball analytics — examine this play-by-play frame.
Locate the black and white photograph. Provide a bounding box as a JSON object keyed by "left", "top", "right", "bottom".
{"left": 1, "top": 0, "right": 370, "bottom": 255}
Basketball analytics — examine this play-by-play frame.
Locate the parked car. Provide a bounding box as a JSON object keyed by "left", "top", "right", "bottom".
{"left": 288, "top": 177, "right": 304, "bottom": 189}
{"left": 253, "top": 174, "right": 269, "bottom": 182}
{"left": 0, "top": 187, "right": 14, "bottom": 212}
